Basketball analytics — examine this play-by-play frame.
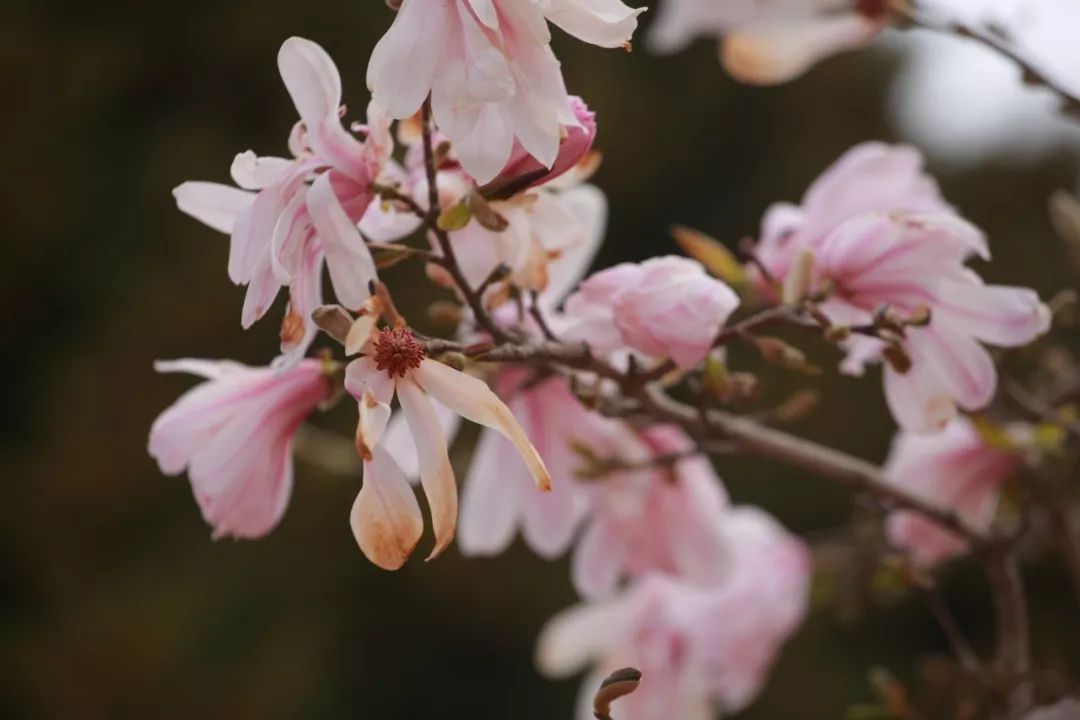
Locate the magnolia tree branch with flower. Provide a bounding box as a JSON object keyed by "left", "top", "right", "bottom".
{"left": 153, "top": 2, "right": 1080, "bottom": 719}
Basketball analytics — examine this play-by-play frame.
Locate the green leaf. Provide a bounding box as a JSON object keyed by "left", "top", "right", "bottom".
{"left": 436, "top": 201, "right": 472, "bottom": 231}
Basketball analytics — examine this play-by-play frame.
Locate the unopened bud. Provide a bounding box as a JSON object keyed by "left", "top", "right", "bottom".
{"left": 906, "top": 305, "right": 932, "bottom": 327}
{"left": 755, "top": 336, "right": 807, "bottom": 369}
{"left": 312, "top": 305, "right": 353, "bottom": 345}
{"left": 882, "top": 341, "right": 912, "bottom": 374}
{"left": 428, "top": 301, "right": 463, "bottom": 326}
{"left": 824, "top": 324, "right": 851, "bottom": 343}
{"left": 773, "top": 389, "right": 820, "bottom": 423}
{"left": 701, "top": 353, "right": 731, "bottom": 399}
{"left": 439, "top": 352, "right": 467, "bottom": 371}
{"left": 782, "top": 249, "right": 815, "bottom": 305}
{"left": 467, "top": 191, "right": 510, "bottom": 232}
{"left": 593, "top": 667, "right": 642, "bottom": 720}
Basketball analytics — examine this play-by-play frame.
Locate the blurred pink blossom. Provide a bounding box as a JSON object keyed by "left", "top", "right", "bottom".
{"left": 756, "top": 142, "right": 1050, "bottom": 431}
{"left": 572, "top": 425, "right": 731, "bottom": 598}
{"left": 884, "top": 417, "right": 1018, "bottom": 565}
{"left": 148, "top": 358, "right": 331, "bottom": 539}
{"left": 563, "top": 256, "right": 741, "bottom": 369}
{"left": 538, "top": 508, "right": 811, "bottom": 719}
{"left": 648, "top": 0, "right": 886, "bottom": 85}
{"left": 173, "top": 38, "right": 387, "bottom": 365}
{"left": 367, "top": 0, "right": 643, "bottom": 183}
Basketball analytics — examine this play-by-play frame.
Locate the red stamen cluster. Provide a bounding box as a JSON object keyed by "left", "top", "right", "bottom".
{"left": 372, "top": 326, "right": 425, "bottom": 378}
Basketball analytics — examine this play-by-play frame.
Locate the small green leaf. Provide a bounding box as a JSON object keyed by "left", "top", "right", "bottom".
{"left": 436, "top": 201, "right": 472, "bottom": 231}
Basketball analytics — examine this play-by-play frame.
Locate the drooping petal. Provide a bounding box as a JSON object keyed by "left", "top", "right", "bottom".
{"left": 352, "top": 446, "right": 424, "bottom": 570}
{"left": 397, "top": 377, "right": 458, "bottom": 560}
{"left": 306, "top": 171, "right": 376, "bottom": 310}
{"left": 572, "top": 519, "right": 627, "bottom": 599}
{"left": 173, "top": 182, "right": 254, "bottom": 235}
{"left": 230, "top": 151, "right": 293, "bottom": 191}
{"left": 415, "top": 358, "right": 551, "bottom": 491}
{"left": 933, "top": 277, "right": 1051, "bottom": 348}
{"left": 535, "top": 593, "right": 639, "bottom": 677}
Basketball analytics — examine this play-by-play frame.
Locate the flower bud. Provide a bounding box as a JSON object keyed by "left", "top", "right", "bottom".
{"left": 480, "top": 97, "right": 597, "bottom": 198}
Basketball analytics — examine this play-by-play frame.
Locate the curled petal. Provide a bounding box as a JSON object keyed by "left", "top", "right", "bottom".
{"left": 344, "top": 356, "right": 395, "bottom": 402}
{"left": 352, "top": 446, "right": 424, "bottom": 570}
{"left": 415, "top": 359, "right": 551, "bottom": 491}
{"left": 397, "top": 378, "right": 458, "bottom": 560}
{"left": 544, "top": 0, "right": 646, "bottom": 48}
{"left": 356, "top": 389, "right": 393, "bottom": 461}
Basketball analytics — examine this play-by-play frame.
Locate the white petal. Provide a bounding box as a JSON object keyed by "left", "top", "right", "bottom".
{"left": 352, "top": 446, "right": 424, "bottom": 570}
{"left": 397, "top": 377, "right": 458, "bottom": 560}
{"left": 306, "top": 172, "right": 377, "bottom": 310}
{"left": 544, "top": 0, "right": 645, "bottom": 48}
{"left": 415, "top": 359, "right": 551, "bottom": 491}
{"left": 366, "top": 0, "right": 453, "bottom": 119}
{"left": 173, "top": 182, "right": 254, "bottom": 235}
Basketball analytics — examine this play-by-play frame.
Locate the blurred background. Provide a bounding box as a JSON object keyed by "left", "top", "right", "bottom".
{"left": 2, "top": 1, "right": 1079, "bottom": 718}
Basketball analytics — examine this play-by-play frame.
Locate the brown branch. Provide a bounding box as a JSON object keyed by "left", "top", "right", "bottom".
{"left": 985, "top": 548, "right": 1033, "bottom": 718}
{"left": 893, "top": 1, "right": 1080, "bottom": 121}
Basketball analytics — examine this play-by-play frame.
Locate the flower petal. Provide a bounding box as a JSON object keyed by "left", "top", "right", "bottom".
{"left": 352, "top": 446, "right": 424, "bottom": 570}
{"left": 307, "top": 172, "right": 377, "bottom": 310}
{"left": 367, "top": 0, "right": 453, "bottom": 119}
{"left": 415, "top": 359, "right": 551, "bottom": 491}
{"left": 458, "top": 428, "right": 523, "bottom": 556}
{"left": 397, "top": 377, "right": 458, "bottom": 560}
{"left": 173, "top": 182, "right": 254, "bottom": 235}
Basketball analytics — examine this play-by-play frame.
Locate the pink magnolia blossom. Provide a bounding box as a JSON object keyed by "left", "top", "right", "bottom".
{"left": 755, "top": 142, "right": 1050, "bottom": 431}
{"left": 174, "top": 37, "right": 387, "bottom": 365}
{"left": 648, "top": 0, "right": 887, "bottom": 85}
{"left": 367, "top": 0, "right": 643, "bottom": 183}
{"left": 458, "top": 370, "right": 592, "bottom": 559}
{"left": 884, "top": 417, "right": 1018, "bottom": 566}
{"left": 344, "top": 327, "right": 550, "bottom": 569}
{"left": 563, "top": 256, "right": 741, "bottom": 369}
{"left": 572, "top": 425, "right": 732, "bottom": 598}
{"left": 537, "top": 508, "right": 811, "bottom": 719}
{"left": 148, "top": 358, "right": 331, "bottom": 539}
{"left": 366, "top": 96, "right": 608, "bottom": 309}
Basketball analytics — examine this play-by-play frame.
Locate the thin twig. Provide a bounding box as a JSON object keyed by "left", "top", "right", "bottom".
{"left": 892, "top": 1, "right": 1080, "bottom": 121}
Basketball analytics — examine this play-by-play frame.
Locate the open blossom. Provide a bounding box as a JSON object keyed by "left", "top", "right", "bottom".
{"left": 367, "top": 0, "right": 643, "bottom": 183}
{"left": 148, "top": 358, "right": 331, "bottom": 539}
{"left": 648, "top": 0, "right": 888, "bottom": 85}
{"left": 538, "top": 508, "right": 811, "bottom": 719}
{"left": 563, "top": 256, "right": 740, "bottom": 369}
{"left": 344, "top": 326, "right": 550, "bottom": 569}
{"left": 755, "top": 142, "right": 1051, "bottom": 431}
{"left": 884, "top": 417, "right": 1018, "bottom": 566}
{"left": 370, "top": 96, "right": 607, "bottom": 309}
{"left": 174, "top": 37, "right": 386, "bottom": 365}
{"left": 572, "top": 425, "right": 732, "bottom": 598}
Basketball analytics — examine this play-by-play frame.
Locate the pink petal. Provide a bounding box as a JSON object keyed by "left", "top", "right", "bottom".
{"left": 367, "top": 0, "right": 453, "bottom": 119}
{"left": 458, "top": 428, "right": 523, "bottom": 556}
{"left": 352, "top": 446, "right": 424, "bottom": 570}
{"left": 306, "top": 172, "right": 376, "bottom": 310}
{"left": 571, "top": 519, "right": 627, "bottom": 599}
{"left": 173, "top": 182, "right": 254, "bottom": 235}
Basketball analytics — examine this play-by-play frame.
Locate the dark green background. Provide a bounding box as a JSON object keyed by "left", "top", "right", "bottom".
{"left": 2, "top": 2, "right": 1078, "bottom": 718}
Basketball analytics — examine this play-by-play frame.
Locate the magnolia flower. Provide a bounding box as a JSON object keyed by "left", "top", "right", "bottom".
{"left": 538, "top": 508, "right": 811, "bottom": 719}
{"left": 344, "top": 326, "right": 551, "bottom": 569}
{"left": 148, "top": 358, "right": 332, "bottom": 539}
{"left": 884, "top": 417, "right": 1018, "bottom": 565}
{"left": 367, "top": 0, "right": 643, "bottom": 183}
{"left": 755, "top": 142, "right": 1051, "bottom": 431}
{"left": 648, "top": 0, "right": 888, "bottom": 85}
{"left": 369, "top": 96, "right": 608, "bottom": 309}
{"left": 572, "top": 425, "right": 731, "bottom": 598}
{"left": 174, "top": 37, "right": 387, "bottom": 364}
{"left": 563, "top": 256, "right": 741, "bottom": 369}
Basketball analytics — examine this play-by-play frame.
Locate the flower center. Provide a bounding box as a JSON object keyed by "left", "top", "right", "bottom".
{"left": 372, "top": 326, "right": 425, "bottom": 378}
